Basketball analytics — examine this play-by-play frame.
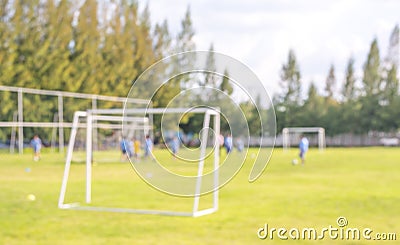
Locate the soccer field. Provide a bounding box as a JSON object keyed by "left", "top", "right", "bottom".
{"left": 1, "top": 147, "right": 399, "bottom": 244}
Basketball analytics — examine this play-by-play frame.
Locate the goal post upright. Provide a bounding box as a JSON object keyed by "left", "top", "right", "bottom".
{"left": 318, "top": 128, "right": 326, "bottom": 150}
{"left": 193, "top": 111, "right": 210, "bottom": 214}
{"left": 58, "top": 111, "right": 87, "bottom": 208}
{"left": 86, "top": 112, "right": 93, "bottom": 204}
{"left": 213, "top": 110, "right": 220, "bottom": 211}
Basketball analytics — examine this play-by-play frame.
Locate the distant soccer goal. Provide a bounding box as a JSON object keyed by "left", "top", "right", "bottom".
{"left": 58, "top": 107, "right": 220, "bottom": 217}
{"left": 282, "top": 127, "right": 326, "bottom": 151}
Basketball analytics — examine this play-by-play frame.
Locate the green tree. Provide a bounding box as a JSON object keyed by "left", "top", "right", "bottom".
{"left": 0, "top": 0, "right": 15, "bottom": 85}
{"left": 384, "top": 24, "right": 399, "bottom": 68}
{"left": 70, "top": 0, "right": 100, "bottom": 93}
{"left": 342, "top": 57, "right": 357, "bottom": 101}
{"left": 204, "top": 43, "right": 217, "bottom": 87}
{"left": 381, "top": 24, "right": 399, "bottom": 104}
{"left": 279, "top": 49, "right": 301, "bottom": 105}
{"left": 176, "top": 6, "right": 195, "bottom": 52}
{"left": 383, "top": 65, "right": 399, "bottom": 102}
{"left": 153, "top": 20, "right": 171, "bottom": 61}
{"left": 362, "top": 38, "right": 381, "bottom": 96}
{"left": 340, "top": 57, "right": 361, "bottom": 134}
{"left": 275, "top": 49, "right": 302, "bottom": 131}
{"left": 133, "top": 3, "right": 155, "bottom": 82}
{"left": 304, "top": 82, "right": 323, "bottom": 113}
{"left": 325, "top": 64, "right": 336, "bottom": 101}
{"left": 220, "top": 69, "right": 233, "bottom": 95}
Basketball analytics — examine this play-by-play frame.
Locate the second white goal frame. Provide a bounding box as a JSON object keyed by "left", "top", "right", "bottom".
{"left": 58, "top": 107, "right": 220, "bottom": 217}
{"left": 282, "top": 127, "right": 326, "bottom": 151}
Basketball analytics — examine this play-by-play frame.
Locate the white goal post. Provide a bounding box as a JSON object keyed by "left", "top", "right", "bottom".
{"left": 282, "top": 127, "right": 326, "bottom": 151}
{"left": 58, "top": 107, "right": 220, "bottom": 217}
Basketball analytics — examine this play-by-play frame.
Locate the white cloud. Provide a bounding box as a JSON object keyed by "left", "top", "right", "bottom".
{"left": 145, "top": 0, "right": 400, "bottom": 97}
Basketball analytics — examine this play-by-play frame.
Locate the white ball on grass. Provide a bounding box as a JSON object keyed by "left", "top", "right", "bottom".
{"left": 292, "top": 159, "right": 298, "bottom": 165}
{"left": 27, "top": 194, "right": 36, "bottom": 201}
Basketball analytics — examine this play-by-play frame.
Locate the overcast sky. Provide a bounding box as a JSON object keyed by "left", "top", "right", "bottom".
{"left": 144, "top": 0, "right": 400, "bottom": 98}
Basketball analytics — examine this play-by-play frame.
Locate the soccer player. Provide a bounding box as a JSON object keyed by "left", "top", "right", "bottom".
{"left": 133, "top": 138, "right": 141, "bottom": 160}
{"left": 120, "top": 137, "right": 129, "bottom": 161}
{"left": 144, "top": 135, "right": 153, "bottom": 158}
{"left": 30, "top": 135, "right": 42, "bottom": 161}
{"left": 236, "top": 137, "right": 244, "bottom": 152}
{"left": 224, "top": 133, "right": 233, "bottom": 154}
{"left": 170, "top": 136, "right": 180, "bottom": 158}
{"left": 299, "top": 134, "right": 309, "bottom": 165}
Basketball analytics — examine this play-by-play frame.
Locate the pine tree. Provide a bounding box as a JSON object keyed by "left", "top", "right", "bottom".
{"left": 279, "top": 49, "right": 301, "bottom": 105}
{"left": 173, "top": 5, "right": 196, "bottom": 91}
{"left": 307, "top": 82, "right": 318, "bottom": 103}
{"left": 381, "top": 25, "right": 399, "bottom": 103}
{"left": 177, "top": 6, "right": 195, "bottom": 52}
{"left": 0, "top": 0, "right": 14, "bottom": 85}
{"left": 10, "top": 0, "right": 40, "bottom": 87}
{"left": 342, "top": 57, "right": 357, "bottom": 101}
{"left": 362, "top": 38, "right": 381, "bottom": 96}
{"left": 204, "top": 43, "right": 217, "bottom": 87}
{"left": 220, "top": 69, "right": 233, "bottom": 95}
{"left": 275, "top": 49, "right": 302, "bottom": 131}
{"left": 71, "top": 0, "right": 100, "bottom": 93}
{"left": 325, "top": 64, "right": 336, "bottom": 100}
{"left": 302, "top": 82, "right": 324, "bottom": 127}
{"left": 133, "top": 3, "right": 155, "bottom": 80}
{"left": 153, "top": 20, "right": 171, "bottom": 61}
{"left": 119, "top": 1, "right": 141, "bottom": 96}
{"left": 384, "top": 24, "right": 399, "bottom": 68}
{"left": 383, "top": 65, "right": 399, "bottom": 102}
{"left": 359, "top": 39, "right": 383, "bottom": 132}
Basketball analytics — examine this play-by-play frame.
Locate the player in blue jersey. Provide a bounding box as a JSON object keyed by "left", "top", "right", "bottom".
{"left": 299, "top": 135, "right": 309, "bottom": 165}
{"left": 30, "top": 135, "right": 42, "bottom": 161}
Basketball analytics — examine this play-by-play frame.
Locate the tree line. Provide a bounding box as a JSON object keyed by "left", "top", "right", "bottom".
{"left": 0, "top": 0, "right": 239, "bottom": 142}
{"left": 274, "top": 25, "right": 399, "bottom": 136}
{"left": 0, "top": 0, "right": 201, "bottom": 141}
{"left": 0, "top": 0, "right": 398, "bottom": 142}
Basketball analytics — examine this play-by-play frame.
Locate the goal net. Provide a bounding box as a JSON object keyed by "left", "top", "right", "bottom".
{"left": 58, "top": 107, "right": 220, "bottom": 217}
{"left": 67, "top": 113, "right": 150, "bottom": 163}
{"left": 282, "top": 127, "right": 326, "bottom": 150}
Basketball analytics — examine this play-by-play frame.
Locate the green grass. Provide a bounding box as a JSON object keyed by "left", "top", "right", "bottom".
{"left": 1, "top": 147, "right": 399, "bottom": 244}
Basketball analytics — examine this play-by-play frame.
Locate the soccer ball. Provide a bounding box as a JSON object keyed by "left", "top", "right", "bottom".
{"left": 292, "top": 159, "right": 298, "bottom": 165}
{"left": 27, "top": 194, "right": 36, "bottom": 201}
